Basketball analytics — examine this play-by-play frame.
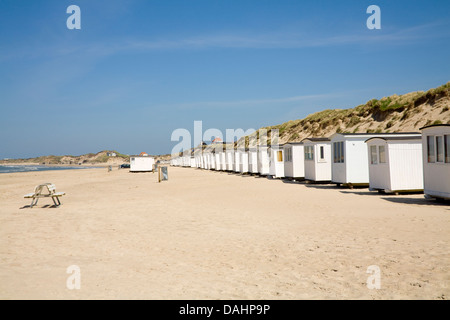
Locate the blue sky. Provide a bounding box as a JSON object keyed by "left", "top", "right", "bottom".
{"left": 0, "top": 0, "right": 449, "bottom": 158}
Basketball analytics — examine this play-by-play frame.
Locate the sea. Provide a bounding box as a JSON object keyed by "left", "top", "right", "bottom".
{"left": 0, "top": 165, "right": 100, "bottom": 174}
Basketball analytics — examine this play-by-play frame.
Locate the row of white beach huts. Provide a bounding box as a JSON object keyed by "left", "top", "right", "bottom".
{"left": 171, "top": 124, "right": 450, "bottom": 200}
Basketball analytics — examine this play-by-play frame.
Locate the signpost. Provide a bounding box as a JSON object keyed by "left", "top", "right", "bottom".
{"left": 158, "top": 166, "right": 168, "bottom": 182}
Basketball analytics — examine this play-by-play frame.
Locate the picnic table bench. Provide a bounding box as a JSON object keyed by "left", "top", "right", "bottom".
{"left": 24, "top": 183, "right": 66, "bottom": 208}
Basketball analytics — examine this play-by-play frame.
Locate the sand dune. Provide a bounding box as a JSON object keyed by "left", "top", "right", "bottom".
{"left": 0, "top": 167, "right": 448, "bottom": 299}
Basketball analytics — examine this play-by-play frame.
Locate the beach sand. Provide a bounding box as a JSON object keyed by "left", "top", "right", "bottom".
{"left": 0, "top": 167, "right": 448, "bottom": 300}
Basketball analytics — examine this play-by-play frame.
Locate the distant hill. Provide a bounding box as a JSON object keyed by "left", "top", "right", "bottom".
{"left": 0, "top": 151, "right": 172, "bottom": 165}
{"left": 0, "top": 150, "right": 130, "bottom": 165}
{"left": 240, "top": 82, "right": 449, "bottom": 145}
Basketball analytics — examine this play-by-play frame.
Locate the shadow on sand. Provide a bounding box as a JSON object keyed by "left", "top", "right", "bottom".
{"left": 340, "top": 190, "right": 381, "bottom": 196}
{"left": 340, "top": 189, "right": 427, "bottom": 197}
{"left": 20, "top": 204, "right": 59, "bottom": 209}
{"left": 380, "top": 197, "right": 450, "bottom": 208}
{"left": 303, "top": 183, "right": 341, "bottom": 190}
{"left": 280, "top": 178, "right": 305, "bottom": 184}
{"left": 253, "top": 175, "right": 269, "bottom": 179}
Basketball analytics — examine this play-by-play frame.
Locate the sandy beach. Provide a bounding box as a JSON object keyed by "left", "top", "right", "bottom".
{"left": 0, "top": 166, "right": 448, "bottom": 300}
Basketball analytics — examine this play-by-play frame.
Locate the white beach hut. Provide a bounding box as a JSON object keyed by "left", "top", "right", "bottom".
{"left": 194, "top": 147, "right": 202, "bottom": 168}
{"left": 194, "top": 155, "right": 199, "bottom": 168}
{"left": 200, "top": 153, "right": 205, "bottom": 169}
{"left": 234, "top": 148, "right": 241, "bottom": 173}
{"left": 283, "top": 142, "right": 304, "bottom": 180}
{"left": 257, "top": 145, "right": 270, "bottom": 176}
{"left": 214, "top": 146, "right": 223, "bottom": 171}
{"left": 226, "top": 148, "right": 235, "bottom": 171}
{"left": 420, "top": 124, "right": 450, "bottom": 200}
{"left": 302, "top": 138, "right": 332, "bottom": 182}
{"left": 330, "top": 132, "right": 420, "bottom": 187}
{"left": 205, "top": 153, "right": 209, "bottom": 169}
{"left": 211, "top": 143, "right": 224, "bottom": 171}
{"left": 238, "top": 148, "right": 249, "bottom": 173}
{"left": 179, "top": 155, "right": 184, "bottom": 167}
{"left": 213, "top": 150, "right": 220, "bottom": 170}
{"left": 204, "top": 151, "right": 210, "bottom": 169}
{"left": 183, "top": 153, "right": 191, "bottom": 167}
{"left": 207, "top": 151, "right": 213, "bottom": 170}
{"left": 199, "top": 152, "right": 204, "bottom": 169}
{"left": 365, "top": 135, "right": 423, "bottom": 193}
{"left": 218, "top": 149, "right": 226, "bottom": 171}
{"left": 269, "top": 145, "right": 284, "bottom": 178}
{"left": 208, "top": 150, "right": 216, "bottom": 170}
{"left": 214, "top": 149, "right": 221, "bottom": 171}
{"left": 130, "top": 155, "right": 155, "bottom": 172}
{"left": 248, "top": 147, "right": 259, "bottom": 174}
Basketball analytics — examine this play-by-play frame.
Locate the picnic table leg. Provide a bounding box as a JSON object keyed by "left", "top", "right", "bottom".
{"left": 30, "top": 197, "right": 39, "bottom": 208}
{"left": 52, "top": 196, "right": 61, "bottom": 207}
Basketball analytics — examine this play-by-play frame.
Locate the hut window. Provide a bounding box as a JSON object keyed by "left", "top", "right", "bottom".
{"left": 379, "top": 146, "right": 386, "bottom": 163}
{"left": 427, "top": 136, "right": 435, "bottom": 163}
{"left": 277, "top": 151, "right": 283, "bottom": 162}
{"left": 445, "top": 135, "right": 450, "bottom": 163}
{"left": 285, "top": 148, "right": 292, "bottom": 162}
{"left": 334, "top": 143, "right": 338, "bottom": 163}
{"left": 305, "top": 146, "right": 314, "bottom": 160}
{"left": 333, "top": 142, "right": 344, "bottom": 163}
{"left": 370, "top": 146, "right": 378, "bottom": 164}
{"left": 319, "top": 146, "right": 325, "bottom": 160}
{"left": 436, "top": 136, "right": 444, "bottom": 163}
